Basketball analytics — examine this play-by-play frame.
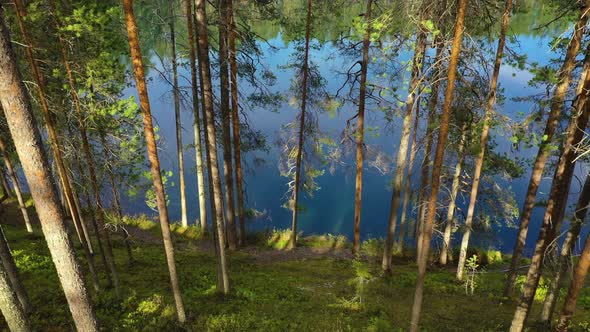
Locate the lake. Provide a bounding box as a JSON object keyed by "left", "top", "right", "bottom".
{"left": 119, "top": 0, "right": 590, "bottom": 255}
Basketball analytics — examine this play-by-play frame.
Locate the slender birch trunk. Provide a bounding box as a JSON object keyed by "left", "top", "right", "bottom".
{"left": 195, "top": 0, "right": 230, "bottom": 293}
{"left": 505, "top": 0, "right": 590, "bottom": 297}
{"left": 416, "top": 37, "right": 444, "bottom": 264}
{"left": 0, "top": 8, "right": 98, "bottom": 330}
{"left": 410, "top": 0, "right": 467, "bottom": 329}
{"left": 0, "top": 134, "right": 32, "bottom": 232}
{"left": 382, "top": 25, "right": 426, "bottom": 271}
{"left": 169, "top": 11, "right": 189, "bottom": 228}
{"left": 122, "top": 0, "right": 186, "bottom": 322}
{"left": 185, "top": 0, "right": 208, "bottom": 230}
{"left": 440, "top": 125, "right": 468, "bottom": 266}
{"left": 352, "top": 0, "right": 372, "bottom": 255}
{"left": 228, "top": 0, "right": 247, "bottom": 246}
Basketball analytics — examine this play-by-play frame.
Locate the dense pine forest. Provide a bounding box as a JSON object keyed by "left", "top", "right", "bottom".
{"left": 0, "top": 0, "right": 589, "bottom": 330}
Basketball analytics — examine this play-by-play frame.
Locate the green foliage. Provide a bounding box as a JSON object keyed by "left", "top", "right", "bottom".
{"left": 516, "top": 275, "right": 548, "bottom": 302}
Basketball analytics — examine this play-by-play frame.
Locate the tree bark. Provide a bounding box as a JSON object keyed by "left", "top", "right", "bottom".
{"left": 12, "top": 0, "right": 85, "bottom": 259}
{"left": 556, "top": 176, "right": 590, "bottom": 331}
{"left": 382, "top": 25, "right": 426, "bottom": 271}
{"left": 415, "top": 37, "right": 444, "bottom": 264}
{"left": 440, "top": 125, "right": 467, "bottom": 266}
{"left": 0, "top": 166, "right": 12, "bottom": 199}
{"left": 397, "top": 81, "right": 423, "bottom": 252}
{"left": 122, "top": 0, "right": 186, "bottom": 322}
{"left": 195, "top": 0, "right": 230, "bottom": 294}
{"left": 218, "top": 0, "right": 238, "bottom": 250}
{"left": 0, "top": 134, "right": 32, "bottom": 233}
{"left": 510, "top": 44, "right": 590, "bottom": 331}
{"left": 541, "top": 171, "right": 590, "bottom": 325}
{"left": 288, "top": 0, "right": 313, "bottom": 250}
{"left": 0, "top": 228, "right": 30, "bottom": 332}
{"left": 99, "top": 132, "right": 134, "bottom": 266}
{"left": 410, "top": 0, "right": 467, "bottom": 330}
{"left": 48, "top": 0, "right": 116, "bottom": 295}
{"left": 169, "top": 11, "right": 189, "bottom": 228}
{"left": 0, "top": 8, "right": 98, "bottom": 330}
{"left": 504, "top": 0, "right": 590, "bottom": 297}
{"left": 352, "top": 0, "right": 372, "bottom": 256}
{"left": 0, "top": 225, "right": 30, "bottom": 314}
{"left": 185, "top": 0, "right": 208, "bottom": 230}
{"left": 228, "top": 0, "right": 247, "bottom": 246}
{"left": 457, "top": 0, "right": 513, "bottom": 279}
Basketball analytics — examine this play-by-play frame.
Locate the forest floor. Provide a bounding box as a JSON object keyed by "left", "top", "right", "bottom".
{"left": 1, "top": 197, "right": 590, "bottom": 331}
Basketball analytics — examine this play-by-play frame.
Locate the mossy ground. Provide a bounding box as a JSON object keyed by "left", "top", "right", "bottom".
{"left": 1, "top": 198, "right": 589, "bottom": 331}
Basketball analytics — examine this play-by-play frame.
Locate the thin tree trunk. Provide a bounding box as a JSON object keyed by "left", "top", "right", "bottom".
{"left": 48, "top": 0, "right": 116, "bottom": 294}
{"left": 410, "top": 0, "right": 467, "bottom": 330}
{"left": 218, "top": 0, "right": 238, "bottom": 250}
{"left": 99, "top": 132, "right": 134, "bottom": 266}
{"left": 185, "top": 0, "right": 208, "bottom": 230}
{"left": 122, "top": 0, "right": 186, "bottom": 322}
{"left": 195, "top": 0, "right": 230, "bottom": 294}
{"left": 397, "top": 83, "right": 422, "bottom": 252}
{"left": 0, "top": 135, "right": 32, "bottom": 232}
{"left": 440, "top": 126, "right": 467, "bottom": 266}
{"left": 169, "top": 12, "right": 189, "bottom": 228}
{"left": 510, "top": 47, "right": 590, "bottom": 331}
{"left": 505, "top": 0, "right": 590, "bottom": 297}
{"left": 0, "top": 225, "right": 30, "bottom": 314}
{"left": 288, "top": 0, "right": 312, "bottom": 250}
{"left": 70, "top": 176, "right": 94, "bottom": 255}
{"left": 352, "top": 0, "right": 372, "bottom": 256}
{"left": 0, "top": 8, "right": 98, "bottom": 330}
{"left": 416, "top": 37, "right": 444, "bottom": 264}
{"left": 541, "top": 172, "right": 590, "bottom": 325}
{"left": 13, "top": 0, "right": 85, "bottom": 259}
{"left": 228, "top": 0, "right": 246, "bottom": 246}
{"left": 0, "top": 166, "right": 12, "bottom": 199}
{"left": 0, "top": 228, "right": 30, "bottom": 332}
{"left": 556, "top": 177, "right": 590, "bottom": 331}
{"left": 458, "top": 0, "right": 513, "bottom": 280}
{"left": 382, "top": 25, "right": 426, "bottom": 271}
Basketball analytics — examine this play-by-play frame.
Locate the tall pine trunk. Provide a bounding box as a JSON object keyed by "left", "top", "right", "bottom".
{"left": 228, "top": 0, "right": 247, "bottom": 246}
{"left": 169, "top": 11, "right": 189, "bottom": 228}
{"left": 0, "top": 225, "right": 30, "bottom": 314}
{"left": 185, "top": 0, "right": 208, "bottom": 230}
{"left": 352, "top": 0, "right": 372, "bottom": 255}
{"left": 382, "top": 25, "right": 426, "bottom": 271}
{"left": 194, "top": 0, "right": 230, "bottom": 294}
{"left": 504, "top": 0, "right": 590, "bottom": 297}
{"left": 0, "top": 8, "right": 98, "bottom": 330}
{"left": 457, "top": 0, "right": 513, "bottom": 279}
{"left": 410, "top": 0, "right": 467, "bottom": 329}
{"left": 556, "top": 175, "right": 590, "bottom": 331}
{"left": 289, "top": 0, "right": 312, "bottom": 249}
{"left": 218, "top": 0, "right": 238, "bottom": 249}
{"left": 440, "top": 125, "right": 468, "bottom": 266}
{"left": 122, "top": 0, "right": 186, "bottom": 322}
{"left": 510, "top": 45, "right": 590, "bottom": 331}
{"left": 0, "top": 134, "right": 32, "bottom": 233}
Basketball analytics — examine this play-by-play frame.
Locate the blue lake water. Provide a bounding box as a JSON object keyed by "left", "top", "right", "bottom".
{"left": 118, "top": 5, "right": 589, "bottom": 255}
